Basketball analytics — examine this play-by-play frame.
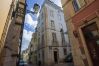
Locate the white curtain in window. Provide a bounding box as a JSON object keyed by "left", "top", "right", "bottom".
{"left": 77, "top": 0, "right": 85, "bottom": 8}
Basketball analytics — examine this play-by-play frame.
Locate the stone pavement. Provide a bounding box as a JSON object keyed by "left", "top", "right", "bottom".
{"left": 28, "top": 64, "right": 37, "bottom": 66}
{"left": 28, "top": 63, "right": 74, "bottom": 66}
{"left": 54, "top": 63, "right": 74, "bottom": 66}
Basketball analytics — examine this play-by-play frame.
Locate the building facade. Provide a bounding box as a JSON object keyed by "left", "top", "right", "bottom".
{"left": 0, "top": 0, "right": 25, "bottom": 66}
{"left": 29, "top": 33, "right": 38, "bottom": 65}
{"left": 36, "top": 0, "right": 71, "bottom": 66}
{"left": 61, "top": 0, "right": 99, "bottom": 66}
{"left": 22, "top": 48, "right": 30, "bottom": 62}
{"left": 0, "top": 0, "right": 14, "bottom": 56}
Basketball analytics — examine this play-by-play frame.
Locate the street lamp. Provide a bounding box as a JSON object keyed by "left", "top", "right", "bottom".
{"left": 33, "top": 3, "right": 40, "bottom": 14}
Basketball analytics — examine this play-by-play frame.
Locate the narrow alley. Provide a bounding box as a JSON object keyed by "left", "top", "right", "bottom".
{"left": 0, "top": 0, "right": 99, "bottom": 66}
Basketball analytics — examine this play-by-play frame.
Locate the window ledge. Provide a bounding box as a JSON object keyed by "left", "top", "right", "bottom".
{"left": 74, "top": 0, "right": 96, "bottom": 16}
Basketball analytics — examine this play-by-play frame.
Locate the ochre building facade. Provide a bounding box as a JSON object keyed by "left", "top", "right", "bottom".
{"left": 61, "top": 0, "right": 99, "bottom": 66}
{"left": 0, "top": 0, "right": 25, "bottom": 66}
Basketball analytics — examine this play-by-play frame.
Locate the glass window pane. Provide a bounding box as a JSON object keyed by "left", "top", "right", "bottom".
{"left": 78, "top": 0, "right": 86, "bottom": 7}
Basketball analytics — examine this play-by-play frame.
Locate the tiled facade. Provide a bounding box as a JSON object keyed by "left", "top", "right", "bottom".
{"left": 61, "top": 0, "right": 99, "bottom": 66}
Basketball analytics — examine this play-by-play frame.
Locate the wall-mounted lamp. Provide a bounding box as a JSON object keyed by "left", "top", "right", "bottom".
{"left": 73, "top": 30, "right": 79, "bottom": 38}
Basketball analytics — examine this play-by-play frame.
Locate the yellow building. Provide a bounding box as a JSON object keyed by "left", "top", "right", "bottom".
{"left": 0, "top": 0, "right": 25, "bottom": 66}
{"left": 22, "top": 49, "right": 30, "bottom": 62}
{"left": 0, "top": 0, "right": 16, "bottom": 65}
{"left": 0, "top": 0, "right": 13, "bottom": 53}
{"left": 61, "top": 0, "right": 99, "bottom": 66}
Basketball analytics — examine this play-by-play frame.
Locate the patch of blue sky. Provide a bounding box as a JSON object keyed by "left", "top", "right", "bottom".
{"left": 24, "top": 22, "right": 35, "bottom": 32}
{"left": 22, "top": 0, "right": 44, "bottom": 51}
{"left": 26, "top": 0, "right": 44, "bottom": 11}
{"left": 22, "top": 0, "right": 62, "bottom": 51}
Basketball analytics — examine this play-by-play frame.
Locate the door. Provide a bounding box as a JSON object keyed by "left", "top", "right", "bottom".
{"left": 82, "top": 22, "right": 99, "bottom": 66}
{"left": 54, "top": 51, "right": 58, "bottom": 63}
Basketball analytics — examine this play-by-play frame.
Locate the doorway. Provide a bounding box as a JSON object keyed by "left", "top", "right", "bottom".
{"left": 82, "top": 22, "right": 99, "bottom": 66}
{"left": 54, "top": 51, "right": 58, "bottom": 63}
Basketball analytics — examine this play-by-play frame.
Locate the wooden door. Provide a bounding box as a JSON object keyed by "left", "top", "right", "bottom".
{"left": 82, "top": 22, "right": 99, "bottom": 66}
{"left": 54, "top": 51, "right": 58, "bottom": 63}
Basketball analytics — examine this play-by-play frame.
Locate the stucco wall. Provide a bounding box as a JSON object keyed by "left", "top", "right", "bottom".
{"left": 61, "top": 0, "right": 99, "bottom": 66}
{"left": 36, "top": 1, "right": 71, "bottom": 65}
{"left": 0, "top": 0, "right": 12, "bottom": 40}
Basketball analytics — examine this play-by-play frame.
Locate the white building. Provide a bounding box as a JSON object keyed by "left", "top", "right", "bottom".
{"left": 28, "top": 33, "right": 38, "bottom": 64}
{"left": 36, "top": 0, "right": 71, "bottom": 66}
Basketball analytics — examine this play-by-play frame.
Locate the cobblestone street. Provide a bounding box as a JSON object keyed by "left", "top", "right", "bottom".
{"left": 54, "top": 63, "right": 74, "bottom": 66}
{"left": 27, "top": 63, "right": 74, "bottom": 66}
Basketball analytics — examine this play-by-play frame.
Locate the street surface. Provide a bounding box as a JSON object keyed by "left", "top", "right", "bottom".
{"left": 27, "top": 63, "right": 74, "bottom": 66}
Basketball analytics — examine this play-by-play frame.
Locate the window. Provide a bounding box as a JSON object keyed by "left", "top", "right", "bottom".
{"left": 59, "top": 14, "right": 61, "bottom": 20}
{"left": 39, "top": 54, "right": 40, "bottom": 58}
{"left": 60, "top": 29, "right": 66, "bottom": 45}
{"left": 57, "top": 14, "right": 61, "bottom": 20}
{"left": 72, "top": 0, "right": 80, "bottom": 12}
{"left": 63, "top": 48, "right": 67, "bottom": 55}
{"left": 51, "top": 20, "right": 55, "bottom": 29}
{"left": 72, "top": 0, "right": 86, "bottom": 12}
{"left": 57, "top": 11, "right": 61, "bottom": 20}
{"left": 77, "top": 0, "right": 86, "bottom": 7}
{"left": 38, "top": 37, "right": 40, "bottom": 45}
{"left": 42, "top": 26, "right": 44, "bottom": 32}
{"left": 50, "top": 10, "right": 54, "bottom": 17}
{"left": 52, "top": 33, "right": 57, "bottom": 42}
{"left": 38, "top": 17, "right": 40, "bottom": 22}
{"left": 42, "top": 35, "right": 44, "bottom": 46}
{"left": 41, "top": 12, "right": 44, "bottom": 19}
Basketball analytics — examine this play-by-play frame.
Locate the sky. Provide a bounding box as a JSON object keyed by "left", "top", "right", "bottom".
{"left": 22, "top": 0, "right": 62, "bottom": 51}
